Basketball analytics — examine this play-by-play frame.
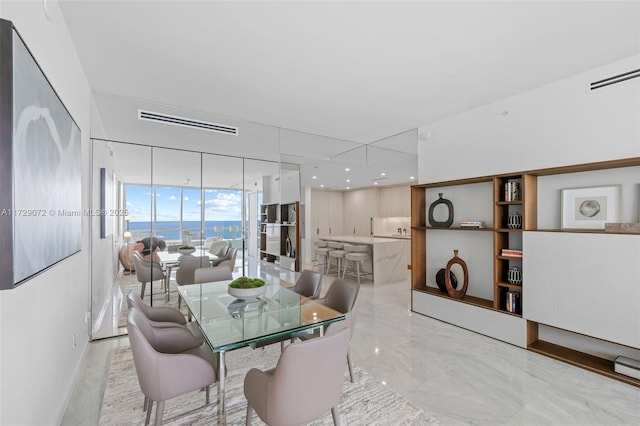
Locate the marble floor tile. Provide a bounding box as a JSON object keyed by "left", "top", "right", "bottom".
{"left": 64, "top": 269, "right": 640, "bottom": 425}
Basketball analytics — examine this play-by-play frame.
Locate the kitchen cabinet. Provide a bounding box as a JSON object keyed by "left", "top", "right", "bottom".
{"left": 343, "top": 188, "right": 377, "bottom": 236}
{"left": 310, "top": 189, "right": 343, "bottom": 245}
{"left": 377, "top": 186, "right": 410, "bottom": 217}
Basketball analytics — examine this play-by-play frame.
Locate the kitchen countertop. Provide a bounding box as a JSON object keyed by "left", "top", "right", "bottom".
{"left": 373, "top": 234, "right": 411, "bottom": 240}
{"left": 320, "top": 235, "right": 409, "bottom": 244}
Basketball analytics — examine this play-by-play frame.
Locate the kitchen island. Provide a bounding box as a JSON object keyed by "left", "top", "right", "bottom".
{"left": 319, "top": 235, "right": 409, "bottom": 285}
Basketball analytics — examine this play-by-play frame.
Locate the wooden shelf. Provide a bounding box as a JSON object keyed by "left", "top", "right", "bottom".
{"left": 529, "top": 340, "right": 640, "bottom": 388}
{"left": 415, "top": 286, "right": 494, "bottom": 310}
{"left": 411, "top": 158, "right": 640, "bottom": 386}
{"left": 424, "top": 226, "right": 494, "bottom": 231}
{"left": 496, "top": 255, "right": 522, "bottom": 260}
{"left": 496, "top": 282, "right": 523, "bottom": 291}
{"left": 534, "top": 228, "right": 639, "bottom": 235}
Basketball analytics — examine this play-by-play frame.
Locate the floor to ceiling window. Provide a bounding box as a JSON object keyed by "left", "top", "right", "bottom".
{"left": 90, "top": 140, "right": 293, "bottom": 340}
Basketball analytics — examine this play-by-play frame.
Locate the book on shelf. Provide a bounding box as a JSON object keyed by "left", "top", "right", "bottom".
{"left": 501, "top": 249, "right": 523, "bottom": 257}
{"left": 505, "top": 291, "right": 521, "bottom": 314}
{"left": 504, "top": 181, "right": 521, "bottom": 202}
{"left": 459, "top": 220, "right": 485, "bottom": 228}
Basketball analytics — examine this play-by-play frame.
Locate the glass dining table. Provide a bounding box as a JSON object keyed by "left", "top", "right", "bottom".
{"left": 155, "top": 249, "right": 217, "bottom": 303}
{"left": 178, "top": 279, "right": 345, "bottom": 425}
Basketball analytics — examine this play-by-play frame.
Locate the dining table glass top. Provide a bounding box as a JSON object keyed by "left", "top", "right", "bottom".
{"left": 178, "top": 280, "right": 344, "bottom": 352}
{"left": 156, "top": 249, "right": 216, "bottom": 267}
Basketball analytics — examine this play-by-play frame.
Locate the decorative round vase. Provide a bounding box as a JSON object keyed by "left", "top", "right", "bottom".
{"left": 428, "top": 193, "right": 454, "bottom": 227}
{"left": 445, "top": 250, "right": 468, "bottom": 299}
{"left": 435, "top": 268, "right": 457, "bottom": 293}
{"left": 228, "top": 285, "right": 266, "bottom": 300}
{"left": 507, "top": 266, "right": 522, "bottom": 285}
{"left": 285, "top": 235, "right": 292, "bottom": 257}
{"left": 507, "top": 212, "right": 522, "bottom": 229}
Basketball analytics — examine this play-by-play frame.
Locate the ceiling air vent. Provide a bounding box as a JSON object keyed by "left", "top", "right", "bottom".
{"left": 138, "top": 110, "right": 238, "bottom": 136}
{"left": 590, "top": 68, "right": 640, "bottom": 91}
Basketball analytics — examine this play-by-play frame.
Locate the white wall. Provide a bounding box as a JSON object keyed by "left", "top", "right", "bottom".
{"left": 419, "top": 55, "right": 640, "bottom": 183}
{"left": 0, "top": 1, "right": 92, "bottom": 424}
{"left": 91, "top": 91, "right": 281, "bottom": 162}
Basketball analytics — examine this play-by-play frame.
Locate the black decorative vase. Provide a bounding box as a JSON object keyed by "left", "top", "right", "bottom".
{"left": 428, "top": 193, "right": 454, "bottom": 227}
{"left": 435, "top": 268, "right": 457, "bottom": 293}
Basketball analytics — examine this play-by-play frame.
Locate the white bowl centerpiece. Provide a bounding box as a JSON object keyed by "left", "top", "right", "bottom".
{"left": 228, "top": 277, "right": 266, "bottom": 299}
{"left": 178, "top": 245, "right": 196, "bottom": 255}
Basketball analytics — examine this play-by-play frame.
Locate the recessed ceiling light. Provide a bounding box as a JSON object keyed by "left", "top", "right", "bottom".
{"left": 345, "top": 168, "right": 350, "bottom": 172}
{"left": 320, "top": 184, "right": 325, "bottom": 188}
{"left": 312, "top": 176, "right": 317, "bottom": 179}
{"left": 346, "top": 179, "right": 350, "bottom": 183}
{"left": 346, "top": 186, "right": 350, "bottom": 190}
{"left": 374, "top": 182, "right": 378, "bottom": 185}
{"left": 410, "top": 176, "right": 415, "bottom": 180}
{"left": 381, "top": 172, "right": 386, "bottom": 176}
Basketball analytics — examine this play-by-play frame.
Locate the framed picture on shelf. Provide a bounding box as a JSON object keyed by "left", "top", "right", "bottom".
{"left": 561, "top": 185, "right": 620, "bottom": 229}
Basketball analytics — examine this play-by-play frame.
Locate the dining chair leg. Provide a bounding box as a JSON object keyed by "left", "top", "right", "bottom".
{"left": 331, "top": 406, "right": 341, "bottom": 426}
{"left": 154, "top": 400, "right": 165, "bottom": 426}
{"left": 141, "top": 282, "right": 146, "bottom": 299}
{"left": 347, "top": 350, "right": 354, "bottom": 383}
{"left": 143, "top": 395, "right": 148, "bottom": 411}
{"left": 246, "top": 404, "right": 254, "bottom": 426}
{"left": 145, "top": 399, "right": 153, "bottom": 425}
{"left": 205, "top": 384, "right": 210, "bottom": 404}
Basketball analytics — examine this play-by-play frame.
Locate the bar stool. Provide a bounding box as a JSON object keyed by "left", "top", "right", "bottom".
{"left": 313, "top": 241, "right": 330, "bottom": 272}
{"left": 326, "top": 242, "right": 346, "bottom": 276}
{"left": 342, "top": 245, "right": 371, "bottom": 284}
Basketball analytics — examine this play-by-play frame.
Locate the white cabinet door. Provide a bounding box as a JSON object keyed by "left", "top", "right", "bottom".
{"left": 524, "top": 232, "right": 640, "bottom": 348}
{"left": 329, "top": 191, "right": 344, "bottom": 235}
{"left": 557, "top": 233, "right": 639, "bottom": 348}
{"left": 523, "top": 232, "right": 559, "bottom": 326}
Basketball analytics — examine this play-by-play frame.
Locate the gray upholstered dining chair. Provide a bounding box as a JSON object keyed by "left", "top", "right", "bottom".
{"left": 193, "top": 266, "right": 233, "bottom": 283}
{"left": 126, "top": 290, "right": 204, "bottom": 345}
{"left": 127, "top": 308, "right": 219, "bottom": 426}
{"left": 208, "top": 240, "right": 229, "bottom": 258}
{"left": 176, "top": 255, "right": 210, "bottom": 308}
{"left": 214, "top": 247, "right": 237, "bottom": 271}
{"left": 250, "top": 270, "right": 323, "bottom": 352}
{"left": 291, "top": 269, "right": 323, "bottom": 299}
{"left": 133, "top": 251, "right": 166, "bottom": 299}
{"left": 299, "top": 278, "right": 360, "bottom": 382}
{"left": 243, "top": 327, "right": 350, "bottom": 426}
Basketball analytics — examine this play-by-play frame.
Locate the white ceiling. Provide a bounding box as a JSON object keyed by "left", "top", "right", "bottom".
{"left": 58, "top": 0, "right": 640, "bottom": 190}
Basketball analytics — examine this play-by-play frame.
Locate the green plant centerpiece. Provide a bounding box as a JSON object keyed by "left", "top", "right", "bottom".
{"left": 228, "top": 276, "right": 266, "bottom": 299}
{"left": 177, "top": 243, "right": 196, "bottom": 255}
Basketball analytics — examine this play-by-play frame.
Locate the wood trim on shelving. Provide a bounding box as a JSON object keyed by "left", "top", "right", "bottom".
{"left": 526, "top": 320, "right": 539, "bottom": 346}
{"left": 425, "top": 226, "right": 493, "bottom": 231}
{"left": 414, "top": 286, "right": 494, "bottom": 310}
{"left": 411, "top": 157, "right": 640, "bottom": 388}
{"left": 416, "top": 176, "right": 494, "bottom": 188}
{"left": 525, "top": 157, "right": 640, "bottom": 176}
{"left": 522, "top": 174, "right": 537, "bottom": 230}
{"left": 496, "top": 282, "right": 523, "bottom": 291}
{"left": 529, "top": 340, "right": 640, "bottom": 388}
{"left": 532, "top": 228, "right": 639, "bottom": 235}
{"left": 416, "top": 158, "right": 640, "bottom": 189}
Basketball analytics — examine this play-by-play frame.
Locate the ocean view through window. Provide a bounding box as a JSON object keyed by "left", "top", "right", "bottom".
{"left": 125, "top": 184, "right": 246, "bottom": 242}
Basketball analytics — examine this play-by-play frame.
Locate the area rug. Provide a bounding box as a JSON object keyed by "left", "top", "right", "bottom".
{"left": 99, "top": 342, "right": 439, "bottom": 425}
